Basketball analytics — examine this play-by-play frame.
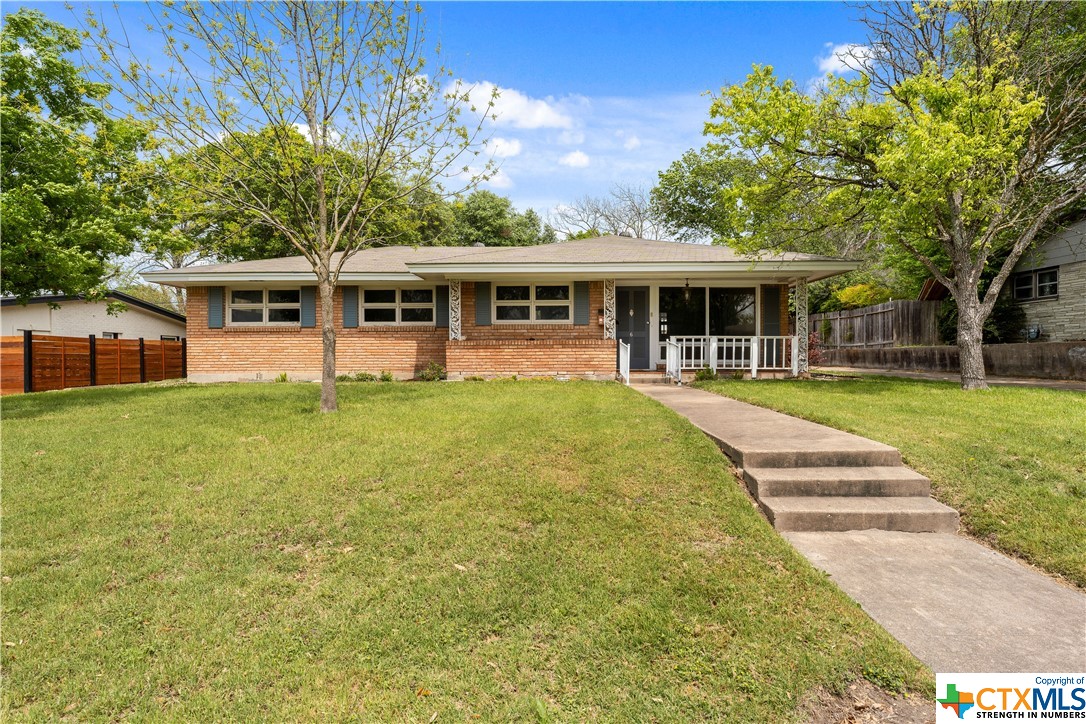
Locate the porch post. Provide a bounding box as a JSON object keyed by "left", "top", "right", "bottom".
{"left": 449, "top": 280, "right": 463, "bottom": 341}
{"left": 603, "top": 279, "right": 616, "bottom": 340}
{"left": 795, "top": 278, "right": 809, "bottom": 377}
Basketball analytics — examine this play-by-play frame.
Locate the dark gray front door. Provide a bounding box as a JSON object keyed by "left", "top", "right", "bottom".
{"left": 616, "top": 287, "right": 650, "bottom": 369}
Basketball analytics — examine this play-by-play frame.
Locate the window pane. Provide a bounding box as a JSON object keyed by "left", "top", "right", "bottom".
{"left": 658, "top": 287, "right": 706, "bottom": 339}
{"left": 496, "top": 304, "right": 531, "bottom": 321}
{"left": 268, "top": 289, "right": 300, "bottom": 304}
{"left": 709, "top": 288, "right": 756, "bottom": 336}
{"left": 1037, "top": 270, "right": 1058, "bottom": 297}
{"left": 364, "top": 289, "right": 396, "bottom": 304}
{"left": 401, "top": 307, "right": 434, "bottom": 323}
{"left": 536, "top": 305, "right": 570, "bottom": 321}
{"left": 400, "top": 288, "right": 433, "bottom": 304}
{"left": 231, "top": 308, "right": 263, "bottom": 323}
{"left": 231, "top": 289, "right": 263, "bottom": 305}
{"left": 364, "top": 308, "right": 397, "bottom": 323}
{"left": 268, "top": 308, "right": 301, "bottom": 323}
{"left": 535, "top": 285, "right": 570, "bottom": 301}
{"left": 496, "top": 285, "right": 530, "bottom": 301}
{"left": 1013, "top": 275, "right": 1034, "bottom": 300}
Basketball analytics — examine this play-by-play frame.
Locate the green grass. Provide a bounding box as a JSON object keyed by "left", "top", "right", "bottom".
{"left": 694, "top": 375, "right": 1086, "bottom": 588}
{"left": 2, "top": 381, "right": 929, "bottom": 721}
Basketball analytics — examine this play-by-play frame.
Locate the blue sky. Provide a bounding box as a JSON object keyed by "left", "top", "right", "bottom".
{"left": 15, "top": 2, "right": 867, "bottom": 223}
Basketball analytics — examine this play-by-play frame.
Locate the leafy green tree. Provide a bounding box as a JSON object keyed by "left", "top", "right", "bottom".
{"left": 89, "top": 2, "right": 492, "bottom": 412}
{"left": 448, "top": 191, "right": 556, "bottom": 246}
{"left": 1, "top": 9, "right": 150, "bottom": 301}
{"left": 655, "top": 2, "right": 1086, "bottom": 389}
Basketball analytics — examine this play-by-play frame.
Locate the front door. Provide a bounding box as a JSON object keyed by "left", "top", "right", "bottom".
{"left": 616, "top": 287, "right": 650, "bottom": 369}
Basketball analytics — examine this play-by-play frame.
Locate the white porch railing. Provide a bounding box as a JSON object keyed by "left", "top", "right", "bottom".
{"left": 618, "top": 340, "right": 631, "bottom": 385}
{"left": 670, "top": 336, "right": 798, "bottom": 379}
{"left": 665, "top": 339, "right": 682, "bottom": 384}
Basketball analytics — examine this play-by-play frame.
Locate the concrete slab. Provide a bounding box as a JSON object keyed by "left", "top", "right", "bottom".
{"left": 761, "top": 496, "right": 959, "bottom": 533}
{"left": 633, "top": 384, "right": 901, "bottom": 468}
{"left": 786, "top": 530, "right": 1086, "bottom": 673}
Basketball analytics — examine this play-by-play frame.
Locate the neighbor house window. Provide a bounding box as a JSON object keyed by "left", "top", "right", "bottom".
{"left": 102, "top": 332, "right": 121, "bottom": 339}
{"left": 361, "top": 287, "right": 434, "bottom": 324}
{"left": 494, "top": 284, "right": 571, "bottom": 323}
{"left": 160, "top": 335, "right": 181, "bottom": 341}
{"left": 228, "top": 288, "right": 301, "bottom": 325}
{"left": 1013, "top": 267, "right": 1058, "bottom": 301}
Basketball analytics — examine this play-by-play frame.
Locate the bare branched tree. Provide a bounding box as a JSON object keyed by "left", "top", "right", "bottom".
{"left": 85, "top": 1, "right": 493, "bottom": 411}
{"left": 553, "top": 183, "right": 671, "bottom": 240}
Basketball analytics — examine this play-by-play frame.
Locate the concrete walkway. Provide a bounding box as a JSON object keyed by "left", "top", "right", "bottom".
{"left": 634, "top": 384, "right": 1086, "bottom": 673}
{"left": 815, "top": 366, "right": 1086, "bottom": 392}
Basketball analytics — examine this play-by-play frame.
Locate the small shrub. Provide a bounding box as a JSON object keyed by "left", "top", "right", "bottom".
{"left": 416, "top": 361, "right": 447, "bottom": 382}
{"left": 730, "top": 370, "right": 745, "bottom": 380}
{"left": 464, "top": 376, "right": 485, "bottom": 382}
{"left": 335, "top": 374, "right": 353, "bottom": 382}
{"left": 693, "top": 367, "right": 717, "bottom": 382}
{"left": 354, "top": 372, "right": 378, "bottom": 382}
{"left": 379, "top": 370, "right": 394, "bottom": 382}
{"left": 274, "top": 372, "right": 289, "bottom": 383}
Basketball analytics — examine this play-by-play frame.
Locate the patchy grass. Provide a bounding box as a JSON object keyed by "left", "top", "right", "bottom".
{"left": 2, "top": 382, "right": 930, "bottom": 721}
{"left": 694, "top": 375, "right": 1086, "bottom": 588}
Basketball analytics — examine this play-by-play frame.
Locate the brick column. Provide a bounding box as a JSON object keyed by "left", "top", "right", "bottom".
{"left": 449, "top": 280, "right": 463, "bottom": 341}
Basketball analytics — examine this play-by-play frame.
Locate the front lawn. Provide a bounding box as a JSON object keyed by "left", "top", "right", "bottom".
{"left": 694, "top": 375, "right": 1086, "bottom": 588}
{"left": 2, "top": 382, "right": 928, "bottom": 721}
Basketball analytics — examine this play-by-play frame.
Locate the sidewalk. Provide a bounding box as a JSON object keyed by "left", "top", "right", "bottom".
{"left": 814, "top": 366, "right": 1085, "bottom": 392}
{"left": 634, "top": 383, "right": 1086, "bottom": 672}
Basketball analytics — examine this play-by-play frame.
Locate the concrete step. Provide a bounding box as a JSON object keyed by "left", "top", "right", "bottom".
{"left": 758, "top": 496, "right": 960, "bottom": 533}
{"left": 716, "top": 439, "right": 902, "bottom": 469}
{"left": 744, "top": 466, "right": 931, "bottom": 498}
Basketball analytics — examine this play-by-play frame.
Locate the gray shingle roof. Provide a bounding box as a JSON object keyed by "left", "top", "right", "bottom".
{"left": 156, "top": 237, "right": 847, "bottom": 276}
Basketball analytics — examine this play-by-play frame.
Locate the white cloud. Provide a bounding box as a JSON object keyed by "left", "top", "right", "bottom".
{"left": 816, "top": 43, "right": 873, "bottom": 75}
{"left": 487, "top": 137, "right": 522, "bottom": 158}
{"left": 557, "top": 129, "right": 585, "bottom": 145}
{"left": 485, "top": 168, "right": 515, "bottom": 189}
{"left": 623, "top": 135, "right": 641, "bottom": 151}
{"left": 558, "top": 150, "right": 590, "bottom": 168}
{"left": 452, "top": 79, "right": 573, "bottom": 129}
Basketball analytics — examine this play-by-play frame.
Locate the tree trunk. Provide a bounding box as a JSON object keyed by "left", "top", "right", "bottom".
{"left": 319, "top": 279, "right": 338, "bottom": 412}
{"left": 956, "top": 294, "right": 989, "bottom": 391}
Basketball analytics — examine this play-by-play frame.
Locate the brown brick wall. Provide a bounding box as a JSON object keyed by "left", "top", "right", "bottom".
{"left": 447, "top": 339, "right": 616, "bottom": 378}
{"left": 186, "top": 286, "right": 446, "bottom": 380}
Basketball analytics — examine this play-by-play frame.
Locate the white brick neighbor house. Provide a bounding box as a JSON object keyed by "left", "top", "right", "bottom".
{"left": 1, "top": 291, "right": 187, "bottom": 340}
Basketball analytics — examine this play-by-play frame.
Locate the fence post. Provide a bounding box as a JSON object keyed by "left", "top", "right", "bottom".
{"left": 751, "top": 336, "right": 760, "bottom": 380}
{"left": 23, "top": 329, "right": 33, "bottom": 393}
{"left": 88, "top": 335, "right": 97, "bottom": 387}
{"left": 161, "top": 340, "right": 166, "bottom": 381}
{"left": 181, "top": 338, "right": 187, "bottom": 378}
{"left": 139, "top": 337, "right": 146, "bottom": 383}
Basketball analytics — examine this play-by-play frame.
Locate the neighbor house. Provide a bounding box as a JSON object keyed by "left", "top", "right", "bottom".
{"left": 142, "top": 236, "right": 857, "bottom": 381}
{"left": 1, "top": 291, "right": 187, "bottom": 340}
{"left": 1006, "top": 218, "right": 1086, "bottom": 342}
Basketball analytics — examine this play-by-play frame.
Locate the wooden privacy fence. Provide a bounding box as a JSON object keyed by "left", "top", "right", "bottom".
{"left": 1, "top": 331, "right": 186, "bottom": 395}
{"left": 810, "top": 300, "right": 942, "bottom": 349}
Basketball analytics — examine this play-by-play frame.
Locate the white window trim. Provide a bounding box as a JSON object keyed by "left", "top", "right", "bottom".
{"left": 493, "top": 283, "right": 574, "bottom": 325}
{"left": 360, "top": 286, "right": 436, "bottom": 326}
{"left": 226, "top": 287, "right": 302, "bottom": 326}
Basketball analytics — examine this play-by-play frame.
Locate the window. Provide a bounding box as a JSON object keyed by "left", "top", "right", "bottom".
{"left": 361, "top": 287, "right": 434, "bottom": 325}
{"left": 1013, "top": 267, "right": 1058, "bottom": 301}
{"left": 160, "top": 335, "right": 181, "bottom": 341}
{"left": 228, "top": 288, "right": 301, "bottom": 325}
{"left": 102, "top": 332, "right": 121, "bottom": 339}
{"left": 494, "top": 284, "right": 571, "bottom": 323}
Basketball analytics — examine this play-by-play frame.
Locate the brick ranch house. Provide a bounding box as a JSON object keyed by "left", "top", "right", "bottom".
{"left": 143, "top": 236, "right": 858, "bottom": 382}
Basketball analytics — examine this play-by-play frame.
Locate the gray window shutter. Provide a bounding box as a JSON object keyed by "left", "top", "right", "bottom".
{"left": 573, "top": 281, "right": 590, "bottom": 325}
{"left": 342, "top": 286, "right": 358, "bottom": 328}
{"left": 300, "top": 286, "right": 317, "bottom": 328}
{"left": 475, "top": 282, "right": 491, "bottom": 326}
{"left": 761, "top": 285, "right": 781, "bottom": 336}
{"left": 435, "top": 285, "right": 449, "bottom": 328}
{"left": 208, "top": 286, "right": 224, "bottom": 329}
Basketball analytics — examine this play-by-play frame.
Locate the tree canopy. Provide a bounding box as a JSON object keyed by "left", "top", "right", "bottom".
{"left": 1, "top": 9, "right": 150, "bottom": 301}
